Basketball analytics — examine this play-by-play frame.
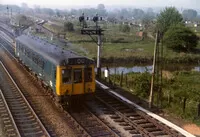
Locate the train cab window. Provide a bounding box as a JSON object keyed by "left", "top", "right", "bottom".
{"left": 84, "top": 68, "right": 92, "bottom": 82}
{"left": 62, "top": 69, "right": 71, "bottom": 83}
{"left": 74, "top": 69, "right": 82, "bottom": 83}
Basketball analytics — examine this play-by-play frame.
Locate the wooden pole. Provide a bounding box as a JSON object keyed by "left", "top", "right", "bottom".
{"left": 125, "top": 74, "right": 128, "bottom": 87}
{"left": 149, "top": 31, "right": 159, "bottom": 109}
{"left": 120, "top": 71, "right": 123, "bottom": 87}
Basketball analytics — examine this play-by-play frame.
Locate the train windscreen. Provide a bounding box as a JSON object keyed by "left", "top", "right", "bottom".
{"left": 74, "top": 69, "right": 82, "bottom": 83}
{"left": 84, "top": 67, "right": 92, "bottom": 82}
{"left": 62, "top": 69, "right": 71, "bottom": 83}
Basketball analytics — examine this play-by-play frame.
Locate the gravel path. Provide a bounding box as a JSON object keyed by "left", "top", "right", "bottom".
{"left": 183, "top": 124, "right": 200, "bottom": 136}
{"left": 0, "top": 48, "right": 79, "bottom": 137}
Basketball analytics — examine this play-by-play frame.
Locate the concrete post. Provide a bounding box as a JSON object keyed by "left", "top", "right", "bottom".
{"left": 97, "top": 35, "right": 101, "bottom": 78}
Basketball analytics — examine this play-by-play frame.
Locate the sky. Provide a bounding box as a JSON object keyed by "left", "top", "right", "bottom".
{"left": 1, "top": 0, "right": 200, "bottom": 9}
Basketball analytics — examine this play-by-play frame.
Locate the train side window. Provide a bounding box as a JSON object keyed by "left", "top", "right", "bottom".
{"left": 84, "top": 67, "right": 92, "bottom": 82}
{"left": 62, "top": 69, "right": 71, "bottom": 83}
{"left": 74, "top": 69, "right": 82, "bottom": 83}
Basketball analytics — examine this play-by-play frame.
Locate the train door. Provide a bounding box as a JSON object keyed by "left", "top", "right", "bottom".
{"left": 72, "top": 68, "right": 84, "bottom": 94}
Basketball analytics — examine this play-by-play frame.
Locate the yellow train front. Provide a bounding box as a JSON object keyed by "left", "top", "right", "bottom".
{"left": 15, "top": 34, "right": 95, "bottom": 106}
{"left": 56, "top": 58, "right": 96, "bottom": 104}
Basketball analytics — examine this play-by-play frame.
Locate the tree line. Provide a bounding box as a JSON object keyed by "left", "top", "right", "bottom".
{"left": 1, "top": 3, "right": 200, "bottom": 22}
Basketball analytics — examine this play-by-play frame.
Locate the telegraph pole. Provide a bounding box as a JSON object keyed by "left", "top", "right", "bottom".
{"left": 79, "top": 13, "right": 104, "bottom": 78}
{"left": 149, "top": 31, "right": 164, "bottom": 109}
{"left": 97, "top": 35, "right": 102, "bottom": 77}
{"left": 149, "top": 31, "right": 159, "bottom": 109}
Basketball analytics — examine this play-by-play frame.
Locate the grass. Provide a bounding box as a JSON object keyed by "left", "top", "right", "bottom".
{"left": 40, "top": 21, "right": 200, "bottom": 64}
{"left": 107, "top": 70, "right": 200, "bottom": 125}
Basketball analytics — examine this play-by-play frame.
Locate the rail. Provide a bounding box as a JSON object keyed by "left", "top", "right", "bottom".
{"left": 0, "top": 61, "right": 51, "bottom": 137}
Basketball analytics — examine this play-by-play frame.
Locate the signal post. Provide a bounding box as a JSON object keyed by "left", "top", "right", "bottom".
{"left": 79, "top": 13, "right": 104, "bottom": 78}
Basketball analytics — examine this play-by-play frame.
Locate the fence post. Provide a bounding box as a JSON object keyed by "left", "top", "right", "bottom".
{"left": 125, "top": 74, "right": 128, "bottom": 87}
{"left": 198, "top": 103, "right": 200, "bottom": 117}
{"left": 120, "top": 71, "right": 123, "bottom": 87}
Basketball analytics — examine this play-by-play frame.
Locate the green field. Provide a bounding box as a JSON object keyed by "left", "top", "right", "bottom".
{"left": 41, "top": 21, "right": 200, "bottom": 64}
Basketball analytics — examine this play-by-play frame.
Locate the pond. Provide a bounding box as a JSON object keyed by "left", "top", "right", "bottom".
{"left": 95, "top": 64, "right": 200, "bottom": 75}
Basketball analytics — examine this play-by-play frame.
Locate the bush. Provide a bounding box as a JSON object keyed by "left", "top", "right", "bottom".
{"left": 64, "top": 22, "right": 74, "bottom": 32}
{"left": 164, "top": 24, "right": 198, "bottom": 52}
{"left": 119, "top": 24, "right": 130, "bottom": 33}
{"left": 133, "top": 72, "right": 151, "bottom": 98}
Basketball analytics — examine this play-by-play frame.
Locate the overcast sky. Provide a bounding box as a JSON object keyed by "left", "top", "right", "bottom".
{"left": 1, "top": 0, "right": 200, "bottom": 9}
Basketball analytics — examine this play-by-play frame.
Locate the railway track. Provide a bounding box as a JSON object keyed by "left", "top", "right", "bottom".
{"left": 64, "top": 106, "right": 120, "bottom": 137}
{"left": 0, "top": 62, "right": 51, "bottom": 137}
{"left": 0, "top": 24, "right": 194, "bottom": 137}
{"left": 86, "top": 88, "right": 186, "bottom": 137}
{"left": 0, "top": 35, "right": 119, "bottom": 137}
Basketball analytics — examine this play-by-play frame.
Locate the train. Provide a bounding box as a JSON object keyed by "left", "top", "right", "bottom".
{"left": 7, "top": 34, "right": 96, "bottom": 106}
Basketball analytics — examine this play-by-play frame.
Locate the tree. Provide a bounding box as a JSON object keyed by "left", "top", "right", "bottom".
{"left": 182, "top": 9, "right": 197, "bottom": 20}
{"left": 157, "top": 7, "right": 183, "bottom": 34}
{"left": 120, "top": 8, "right": 129, "bottom": 19}
{"left": 42, "top": 8, "right": 55, "bottom": 16}
{"left": 132, "top": 9, "right": 145, "bottom": 19}
{"left": 34, "top": 5, "right": 41, "bottom": 14}
{"left": 55, "top": 9, "right": 61, "bottom": 17}
{"left": 119, "top": 24, "right": 130, "bottom": 33}
{"left": 107, "top": 16, "right": 117, "bottom": 23}
{"left": 64, "top": 22, "right": 74, "bottom": 32}
{"left": 97, "top": 4, "right": 107, "bottom": 17}
{"left": 21, "top": 3, "right": 28, "bottom": 9}
{"left": 142, "top": 13, "right": 154, "bottom": 31}
{"left": 164, "top": 24, "right": 198, "bottom": 52}
{"left": 97, "top": 4, "right": 105, "bottom": 10}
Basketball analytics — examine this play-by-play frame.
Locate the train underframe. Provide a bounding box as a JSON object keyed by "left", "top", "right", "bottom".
{"left": 55, "top": 93, "right": 94, "bottom": 108}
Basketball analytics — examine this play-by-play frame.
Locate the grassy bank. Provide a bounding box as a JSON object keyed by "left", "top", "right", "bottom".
{"left": 106, "top": 70, "right": 200, "bottom": 125}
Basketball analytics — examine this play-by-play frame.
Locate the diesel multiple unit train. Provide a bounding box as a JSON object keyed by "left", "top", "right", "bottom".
{"left": 5, "top": 34, "right": 96, "bottom": 105}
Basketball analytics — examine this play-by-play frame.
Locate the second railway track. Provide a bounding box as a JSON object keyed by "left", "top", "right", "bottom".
{"left": 67, "top": 106, "right": 120, "bottom": 137}
{"left": 86, "top": 88, "right": 186, "bottom": 137}
{"left": 0, "top": 62, "right": 51, "bottom": 137}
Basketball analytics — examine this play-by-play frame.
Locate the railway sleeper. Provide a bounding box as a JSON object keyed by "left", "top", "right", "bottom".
{"left": 131, "top": 134, "right": 143, "bottom": 137}
{"left": 151, "top": 130, "right": 168, "bottom": 136}
{"left": 15, "top": 119, "right": 36, "bottom": 124}
{"left": 129, "top": 130, "right": 140, "bottom": 134}
{"left": 9, "top": 106, "right": 28, "bottom": 110}
{"left": 18, "top": 122, "right": 38, "bottom": 127}
{"left": 140, "top": 123, "right": 156, "bottom": 128}
{"left": 4, "top": 123, "right": 14, "bottom": 130}
{"left": 11, "top": 111, "right": 31, "bottom": 115}
{"left": 110, "top": 115, "right": 120, "bottom": 119}
{"left": 123, "top": 126, "right": 134, "bottom": 130}
{"left": 20, "top": 126, "right": 42, "bottom": 132}
{"left": 134, "top": 119, "right": 148, "bottom": 124}
{"left": 23, "top": 130, "right": 44, "bottom": 136}
{"left": 113, "top": 119, "right": 124, "bottom": 123}
{"left": 119, "top": 122, "right": 129, "bottom": 126}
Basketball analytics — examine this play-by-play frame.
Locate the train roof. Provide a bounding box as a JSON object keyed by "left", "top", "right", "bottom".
{"left": 16, "top": 34, "right": 94, "bottom": 66}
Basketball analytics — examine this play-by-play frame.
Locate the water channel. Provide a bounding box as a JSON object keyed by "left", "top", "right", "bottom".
{"left": 96, "top": 64, "right": 200, "bottom": 75}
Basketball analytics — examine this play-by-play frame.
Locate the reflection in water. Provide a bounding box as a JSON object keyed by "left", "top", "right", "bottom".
{"left": 96, "top": 66, "right": 153, "bottom": 74}
{"left": 95, "top": 64, "right": 200, "bottom": 75}
{"left": 194, "top": 67, "right": 200, "bottom": 72}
